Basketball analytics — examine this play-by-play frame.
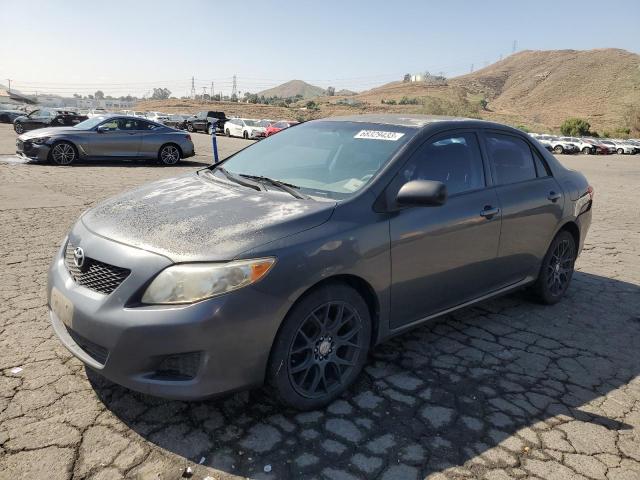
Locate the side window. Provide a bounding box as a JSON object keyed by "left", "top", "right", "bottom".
{"left": 403, "top": 132, "right": 485, "bottom": 196}
{"left": 100, "top": 119, "right": 120, "bottom": 131}
{"left": 485, "top": 133, "right": 537, "bottom": 185}
{"left": 533, "top": 152, "right": 551, "bottom": 177}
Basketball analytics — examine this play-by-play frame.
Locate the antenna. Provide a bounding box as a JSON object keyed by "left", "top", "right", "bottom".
{"left": 231, "top": 75, "right": 237, "bottom": 98}
{"left": 190, "top": 76, "right": 196, "bottom": 99}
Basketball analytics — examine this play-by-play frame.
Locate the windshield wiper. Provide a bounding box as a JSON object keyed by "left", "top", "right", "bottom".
{"left": 214, "top": 167, "right": 262, "bottom": 191}
{"left": 239, "top": 174, "right": 310, "bottom": 199}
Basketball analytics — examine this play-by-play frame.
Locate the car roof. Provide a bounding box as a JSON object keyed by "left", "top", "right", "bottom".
{"left": 319, "top": 114, "right": 504, "bottom": 130}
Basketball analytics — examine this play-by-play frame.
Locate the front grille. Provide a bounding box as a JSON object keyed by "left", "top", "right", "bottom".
{"left": 65, "top": 326, "right": 109, "bottom": 365}
{"left": 64, "top": 243, "right": 130, "bottom": 295}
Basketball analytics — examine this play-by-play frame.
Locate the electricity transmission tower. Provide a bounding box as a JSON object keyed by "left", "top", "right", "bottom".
{"left": 231, "top": 75, "right": 237, "bottom": 98}
{"left": 190, "top": 76, "right": 196, "bottom": 99}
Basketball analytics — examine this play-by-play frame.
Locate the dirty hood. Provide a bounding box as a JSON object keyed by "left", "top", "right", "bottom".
{"left": 81, "top": 172, "right": 336, "bottom": 262}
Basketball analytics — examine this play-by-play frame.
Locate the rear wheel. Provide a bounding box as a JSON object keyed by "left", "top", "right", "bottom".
{"left": 243, "top": 131, "right": 249, "bottom": 140}
{"left": 553, "top": 145, "right": 564, "bottom": 154}
{"left": 225, "top": 128, "right": 231, "bottom": 137}
{"left": 14, "top": 122, "right": 24, "bottom": 134}
{"left": 158, "top": 144, "right": 181, "bottom": 165}
{"left": 617, "top": 148, "right": 624, "bottom": 155}
{"left": 50, "top": 141, "right": 77, "bottom": 165}
{"left": 187, "top": 123, "right": 194, "bottom": 133}
{"left": 268, "top": 284, "right": 371, "bottom": 410}
{"left": 582, "top": 147, "right": 591, "bottom": 155}
{"left": 532, "top": 230, "right": 576, "bottom": 305}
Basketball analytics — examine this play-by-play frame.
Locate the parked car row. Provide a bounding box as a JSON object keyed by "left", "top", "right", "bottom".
{"left": 13, "top": 109, "right": 88, "bottom": 134}
{"left": 529, "top": 133, "right": 640, "bottom": 155}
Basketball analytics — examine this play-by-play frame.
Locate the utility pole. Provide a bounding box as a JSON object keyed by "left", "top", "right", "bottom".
{"left": 512, "top": 40, "right": 518, "bottom": 53}
{"left": 190, "top": 76, "right": 196, "bottom": 99}
{"left": 470, "top": 64, "right": 474, "bottom": 73}
{"left": 6, "top": 79, "right": 11, "bottom": 92}
{"left": 231, "top": 75, "right": 237, "bottom": 99}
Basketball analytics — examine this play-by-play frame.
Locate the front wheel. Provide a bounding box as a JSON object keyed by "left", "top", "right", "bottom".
{"left": 14, "top": 122, "right": 24, "bottom": 134}
{"left": 50, "top": 141, "right": 77, "bottom": 165}
{"left": 158, "top": 144, "right": 181, "bottom": 165}
{"left": 617, "top": 148, "right": 624, "bottom": 155}
{"left": 243, "top": 131, "right": 249, "bottom": 140}
{"left": 582, "top": 147, "right": 591, "bottom": 155}
{"left": 268, "top": 284, "right": 371, "bottom": 410}
{"left": 553, "top": 145, "right": 564, "bottom": 154}
{"left": 225, "top": 129, "right": 231, "bottom": 137}
{"left": 532, "top": 230, "right": 576, "bottom": 305}
{"left": 187, "top": 123, "right": 194, "bottom": 133}
{"left": 208, "top": 124, "right": 214, "bottom": 135}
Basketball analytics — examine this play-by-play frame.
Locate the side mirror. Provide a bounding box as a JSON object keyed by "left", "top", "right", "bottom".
{"left": 396, "top": 180, "right": 447, "bottom": 207}
{"left": 96, "top": 125, "right": 109, "bottom": 133}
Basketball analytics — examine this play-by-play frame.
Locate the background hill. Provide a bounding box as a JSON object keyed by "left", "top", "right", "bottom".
{"left": 139, "top": 49, "right": 640, "bottom": 134}
{"left": 258, "top": 80, "right": 325, "bottom": 99}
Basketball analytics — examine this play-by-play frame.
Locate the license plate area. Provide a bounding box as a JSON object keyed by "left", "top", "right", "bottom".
{"left": 51, "top": 287, "right": 74, "bottom": 329}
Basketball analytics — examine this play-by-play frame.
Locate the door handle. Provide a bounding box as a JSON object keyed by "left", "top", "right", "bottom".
{"left": 480, "top": 206, "right": 500, "bottom": 218}
{"left": 547, "top": 191, "right": 562, "bottom": 202}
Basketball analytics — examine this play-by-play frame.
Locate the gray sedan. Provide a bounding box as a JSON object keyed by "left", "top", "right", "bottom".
{"left": 47, "top": 114, "right": 593, "bottom": 409}
{"left": 16, "top": 115, "right": 195, "bottom": 165}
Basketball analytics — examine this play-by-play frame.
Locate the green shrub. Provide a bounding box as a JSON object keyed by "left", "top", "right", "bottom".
{"left": 399, "top": 96, "right": 420, "bottom": 105}
{"left": 560, "top": 118, "right": 592, "bottom": 136}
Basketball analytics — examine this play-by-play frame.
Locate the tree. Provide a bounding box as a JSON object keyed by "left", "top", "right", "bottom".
{"left": 326, "top": 86, "right": 335, "bottom": 96}
{"left": 151, "top": 88, "right": 171, "bottom": 100}
{"left": 560, "top": 118, "right": 592, "bottom": 136}
{"left": 94, "top": 90, "right": 105, "bottom": 100}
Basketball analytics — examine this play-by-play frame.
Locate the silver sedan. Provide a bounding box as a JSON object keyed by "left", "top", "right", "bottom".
{"left": 15, "top": 115, "right": 195, "bottom": 165}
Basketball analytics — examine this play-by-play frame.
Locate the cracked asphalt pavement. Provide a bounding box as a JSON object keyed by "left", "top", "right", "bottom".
{"left": 0, "top": 123, "right": 639, "bottom": 480}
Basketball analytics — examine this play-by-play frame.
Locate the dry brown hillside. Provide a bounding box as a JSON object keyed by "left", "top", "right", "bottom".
{"left": 453, "top": 48, "right": 640, "bottom": 131}
{"left": 138, "top": 49, "right": 640, "bottom": 133}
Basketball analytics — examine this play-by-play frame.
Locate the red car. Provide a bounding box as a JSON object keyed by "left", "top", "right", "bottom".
{"left": 265, "top": 120, "right": 299, "bottom": 137}
{"left": 584, "top": 138, "right": 612, "bottom": 155}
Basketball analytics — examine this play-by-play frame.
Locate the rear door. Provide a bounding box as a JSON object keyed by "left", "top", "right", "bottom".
{"left": 480, "top": 130, "right": 564, "bottom": 285}
{"left": 389, "top": 130, "right": 502, "bottom": 327}
{"left": 137, "top": 120, "right": 165, "bottom": 158}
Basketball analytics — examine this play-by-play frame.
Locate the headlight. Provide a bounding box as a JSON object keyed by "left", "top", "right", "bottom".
{"left": 32, "top": 136, "right": 50, "bottom": 144}
{"left": 141, "top": 257, "right": 276, "bottom": 304}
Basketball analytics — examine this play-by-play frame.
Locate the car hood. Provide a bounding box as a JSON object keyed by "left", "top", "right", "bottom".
{"left": 19, "top": 126, "right": 80, "bottom": 140}
{"left": 80, "top": 172, "right": 337, "bottom": 262}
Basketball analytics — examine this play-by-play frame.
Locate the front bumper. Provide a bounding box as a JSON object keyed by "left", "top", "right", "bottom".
{"left": 16, "top": 138, "right": 50, "bottom": 161}
{"left": 47, "top": 221, "right": 288, "bottom": 400}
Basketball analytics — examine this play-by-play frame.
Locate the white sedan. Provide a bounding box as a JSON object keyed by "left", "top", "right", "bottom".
{"left": 223, "top": 118, "right": 266, "bottom": 139}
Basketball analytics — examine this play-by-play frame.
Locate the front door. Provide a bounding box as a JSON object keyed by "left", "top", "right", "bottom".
{"left": 481, "top": 131, "right": 565, "bottom": 285}
{"left": 89, "top": 118, "right": 142, "bottom": 158}
{"left": 389, "top": 131, "right": 502, "bottom": 328}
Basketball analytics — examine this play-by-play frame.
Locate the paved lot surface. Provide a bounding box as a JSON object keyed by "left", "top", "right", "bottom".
{"left": 0, "top": 122, "right": 639, "bottom": 480}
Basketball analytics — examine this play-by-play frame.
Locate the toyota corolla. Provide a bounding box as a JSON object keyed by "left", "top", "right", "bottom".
{"left": 48, "top": 115, "right": 593, "bottom": 409}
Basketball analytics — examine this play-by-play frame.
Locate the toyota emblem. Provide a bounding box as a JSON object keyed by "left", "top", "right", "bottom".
{"left": 73, "top": 247, "right": 85, "bottom": 268}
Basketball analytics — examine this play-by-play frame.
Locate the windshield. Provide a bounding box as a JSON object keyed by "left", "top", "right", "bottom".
{"left": 74, "top": 116, "right": 109, "bottom": 129}
{"left": 217, "top": 120, "right": 414, "bottom": 199}
{"left": 243, "top": 120, "right": 258, "bottom": 126}
{"left": 257, "top": 120, "right": 272, "bottom": 127}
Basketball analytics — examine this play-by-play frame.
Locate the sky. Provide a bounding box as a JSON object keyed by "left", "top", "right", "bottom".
{"left": 2, "top": 0, "right": 639, "bottom": 98}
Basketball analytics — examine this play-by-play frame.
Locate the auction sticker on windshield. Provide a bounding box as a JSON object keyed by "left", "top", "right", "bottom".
{"left": 354, "top": 130, "right": 405, "bottom": 141}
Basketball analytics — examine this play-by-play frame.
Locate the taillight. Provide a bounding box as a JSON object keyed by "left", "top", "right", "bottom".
{"left": 587, "top": 185, "right": 594, "bottom": 200}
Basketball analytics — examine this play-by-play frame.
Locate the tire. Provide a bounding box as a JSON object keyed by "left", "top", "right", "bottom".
{"left": 582, "top": 147, "right": 591, "bottom": 155}
{"left": 225, "top": 129, "right": 231, "bottom": 137}
{"left": 187, "top": 123, "right": 194, "bottom": 133}
{"left": 532, "top": 230, "right": 576, "bottom": 305}
{"left": 50, "top": 141, "right": 77, "bottom": 165}
{"left": 243, "top": 131, "right": 249, "bottom": 140}
{"left": 158, "top": 144, "right": 181, "bottom": 165}
{"left": 617, "top": 148, "right": 624, "bottom": 155}
{"left": 14, "top": 122, "right": 24, "bottom": 134}
{"left": 208, "top": 124, "right": 214, "bottom": 135}
{"left": 553, "top": 145, "right": 564, "bottom": 154}
{"left": 267, "top": 283, "right": 372, "bottom": 410}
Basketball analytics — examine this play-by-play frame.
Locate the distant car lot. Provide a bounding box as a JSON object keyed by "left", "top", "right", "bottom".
{"left": 0, "top": 121, "right": 639, "bottom": 479}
